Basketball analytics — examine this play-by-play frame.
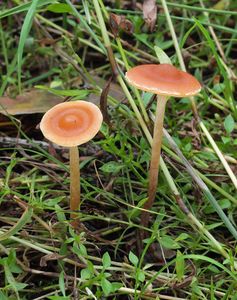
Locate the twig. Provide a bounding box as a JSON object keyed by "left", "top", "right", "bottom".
{"left": 0, "top": 136, "right": 61, "bottom": 150}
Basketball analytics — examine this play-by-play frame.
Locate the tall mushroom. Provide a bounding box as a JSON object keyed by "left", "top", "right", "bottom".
{"left": 125, "top": 64, "right": 201, "bottom": 230}
{"left": 40, "top": 101, "right": 103, "bottom": 227}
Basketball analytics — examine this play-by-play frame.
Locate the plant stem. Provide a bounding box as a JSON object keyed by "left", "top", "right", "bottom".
{"left": 92, "top": 0, "right": 118, "bottom": 75}
{"left": 188, "top": 213, "right": 232, "bottom": 261}
{"left": 160, "top": 0, "right": 186, "bottom": 69}
{"left": 117, "top": 74, "right": 152, "bottom": 141}
{"left": 141, "top": 96, "right": 168, "bottom": 229}
{"left": 69, "top": 146, "right": 80, "bottom": 226}
{"left": 116, "top": 37, "right": 150, "bottom": 125}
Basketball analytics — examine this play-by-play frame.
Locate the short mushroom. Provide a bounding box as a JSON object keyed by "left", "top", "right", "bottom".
{"left": 40, "top": 101, "right": 103, "bottom": 227}
{"left": 125, "top": 64, "right": 201, "bottom": 229}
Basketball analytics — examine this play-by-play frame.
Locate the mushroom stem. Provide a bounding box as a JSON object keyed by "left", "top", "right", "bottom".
{"left": 69, "top": 146, "right": 80, "bottom": 227}
{"left": 141, "top": 95, "right": 168, "bottom": 230}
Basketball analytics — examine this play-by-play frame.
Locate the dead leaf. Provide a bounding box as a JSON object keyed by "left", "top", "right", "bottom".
{"left": 40, "top": 253, "right": 65, "bottom": 267}
{"left": 100, "top": 76, "right": 112, "bottom": 126}
{"left": 109, "top": 13, "right": 134, "bottom": 37}
{"left": 87, "top": 75, "right": 124, "bottom": 105}
{"left": 38, "top": 37, "right": 59, "bottom": 47}
{"left": 143, "top": 0, "right": 157, "bottom": 31}
{"left": 0, "top": 89, "right": 63, "bottom": 115}
{"left": 212, "top": 0, "right": 229, "bottom": 10}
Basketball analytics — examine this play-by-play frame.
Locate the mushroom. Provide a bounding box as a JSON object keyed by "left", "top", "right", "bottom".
{"left": 125, "top": 64, "right": 201, "bottom": 229}
{"left": 40, "top": 101, "right": 103, "bottom": 226}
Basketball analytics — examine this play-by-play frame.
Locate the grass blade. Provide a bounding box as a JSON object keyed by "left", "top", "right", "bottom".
{"left": 17, "top": 0, "right": 40, "bottom": 93}
{"left": 0, "top": 206, "right": 33, "bottom": 241}
{"left": 0, "top": 0, "right": 54, "bottom": 19}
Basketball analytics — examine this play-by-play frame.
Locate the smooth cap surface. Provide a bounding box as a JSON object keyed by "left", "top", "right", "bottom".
{"left": 125, "top": 64, "right": 201, "bottom": 97}
{"left": 40, "top": 101, "right": 103, "bottom": 147}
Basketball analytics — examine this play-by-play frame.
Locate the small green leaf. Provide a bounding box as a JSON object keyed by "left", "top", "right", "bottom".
{"left": 4, "top": 260, "right": 27, "bottom": 295}
{"left": 207, "top": 265, "right": 221, "bottom": 273}
{"left": 101, "top": 277, "right": 112, "bottom": 296}
{"left": 221, "top": 136, "right": 231, "bottom": 144}
{"left": 102, "top": 252, "right": 111, "bottom": 269}
{"left": 72, "top": 243, "right": 87, "bottom": 257}
{"left": 160, "top": 235, "right": 180, "bottom": 249}
{"left": 184, "top": 142, "right": 192, "bottom": 152}
{"left": 45, "top": 197, "right": 63, "bottom": 207}
{"left": 100, "top": 123, "right": 109, "bottom": 137}
{"left": 129, "top": 251, "right": 139, "bottom": 266}
{"left": 81, "top": 268, "right": 92, "bottom": 280}
{"left": 175, "top": 233, "right": 190, "bottom": 242}
{"left": 204, "top": 199, "right": 231, "bottom": 214}
{"left": 137, "top": 269, "right": 145, "bottom": 282}
{"left": 55, "top": 204, "right": 66, "bottom": 222}
{"left": 175, "top": 250, "right": 185, "bottom": 281}
{"left": 139, "top": 152, "right": 150, "bottom": 164}
{"left": 7, "top": 249, "right": 22, "bottom": 274}
{"left": 205, "top": 222, "right": 224, "bottom": 230}
{"left": 134, "top": 33, "right": 152, "bottom": 49}
{"left": 154, "top": 46, "right": 171, "bottom": 64}
{"left": 79, "top": 244, "right": 87, "bottom": 257}
{"left": 127, "top": 197, "right": 147, "bottom": 219}
{"left": 46, "top": 3, "right": 72, "bottom": 13}
{"left": 111, "top": 282, "right": 123, "bottom": 292}
{"left": 35, "top": 85, "right": 89, "bottom": 98}
{"left": 87, "top": 261, "right": 94, "bottom": 274}
{"left": 213, "top": 83, "right": 225, "bottom": 93}
{"left": 100, "top": 161, "right": 123, "bottom": 173}
{"left": 224, "top": 114, "right": 235, "bottom": 134}
{"left": 59, "top": 271, "right": 66, "bottom": 297}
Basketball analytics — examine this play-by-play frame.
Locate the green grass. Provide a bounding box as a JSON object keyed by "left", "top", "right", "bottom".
{"left": 0, "top": 0, "right": 237, "bottom": 299}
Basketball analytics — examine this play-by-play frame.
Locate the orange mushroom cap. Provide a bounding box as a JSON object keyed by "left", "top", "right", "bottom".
{"left": 40, "top": 101, "right": 103, "bottom": 147}
{"left": 125, "top": 64, "right": 201, "bottom": 97}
